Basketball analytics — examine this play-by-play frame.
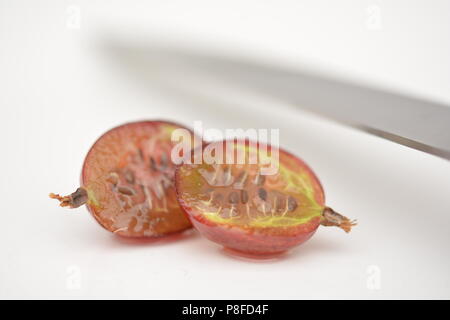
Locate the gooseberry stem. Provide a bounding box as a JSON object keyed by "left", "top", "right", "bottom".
{"left": 49, "top": 187, "right": 88, "bottom": 208}
{"left": 321, "top": 207, "right": 357, "bottom": 233}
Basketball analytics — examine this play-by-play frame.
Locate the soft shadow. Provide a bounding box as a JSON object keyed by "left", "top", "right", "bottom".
{"left": 109, "top": 228, "right": 199, "bottom": 248}
{"left": 97, "top": 38, "right": 284, "bottom": 132}
{"left": 214, "top": 235, "right": 349, "bottom": 264}
{"left": 218, "top": 247, "right": 290, "bottom": 264}
{"left": 288, "top": 236, "right": 353, "bottom": 262}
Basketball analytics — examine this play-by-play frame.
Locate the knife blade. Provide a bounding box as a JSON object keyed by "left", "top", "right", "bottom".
{"left": 107, "top": 43, "right": 450, "bottom": 159}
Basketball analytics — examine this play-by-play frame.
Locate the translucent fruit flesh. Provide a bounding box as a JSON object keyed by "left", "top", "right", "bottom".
{"left": 51, "top": 121, "right": 196, "bottom": 238}
{"left": 175, "top": 140, "right": 356, "bottom": 255}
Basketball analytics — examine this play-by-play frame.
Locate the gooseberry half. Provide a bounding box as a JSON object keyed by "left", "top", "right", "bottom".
{"left": 175, "top": 140, "right": 356, "bottom": 256}
{"left": 50, "top": 120, "right": 198, "bottom": 238}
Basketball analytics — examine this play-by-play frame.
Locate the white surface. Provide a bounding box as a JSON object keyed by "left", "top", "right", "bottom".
{"left": 1, "top": 1, "right": 450, "bottom": 299}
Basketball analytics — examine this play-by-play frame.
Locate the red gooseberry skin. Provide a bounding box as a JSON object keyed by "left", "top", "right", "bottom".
{"left": 175, "top": 140, "right": 354, "bottom": 256}
{"left": 189, "top": 214, "right": 322, "bottom": 255}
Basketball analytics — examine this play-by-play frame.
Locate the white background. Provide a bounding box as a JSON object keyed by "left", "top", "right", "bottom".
{"left": 1, "top": 0, "right": 449, "bottom": 299}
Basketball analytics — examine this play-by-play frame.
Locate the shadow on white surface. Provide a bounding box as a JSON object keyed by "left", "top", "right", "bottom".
{"left": 111, "top": 229, "right": 199, "bottom": 247}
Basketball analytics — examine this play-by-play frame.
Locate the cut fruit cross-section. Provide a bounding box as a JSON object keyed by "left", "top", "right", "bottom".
{"left": 175, "top": 140, "right": 356, "bottom": 256}
{"left": 50, "top": 120, "right": 200, "bottom": 238}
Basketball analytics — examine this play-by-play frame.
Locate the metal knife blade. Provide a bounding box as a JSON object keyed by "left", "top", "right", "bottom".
{"left": 106, "top": 43, "right": 450, "bottom": 159}
{"left": 190, "top": 53, "right": 450, "bottom": 160}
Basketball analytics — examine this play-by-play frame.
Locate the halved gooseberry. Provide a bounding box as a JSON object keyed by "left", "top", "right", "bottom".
{"left": 50, "top": 120, "right": 199, "bottom": 238}
{"left": 175, "top": 140, "right": 356, "bottom": 256}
